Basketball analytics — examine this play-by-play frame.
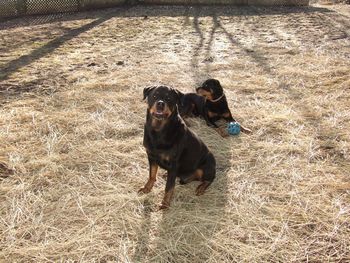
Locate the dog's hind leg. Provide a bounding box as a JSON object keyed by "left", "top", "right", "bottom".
{"left": 195, "top": 153, "right": 216, "bottom": 196}
{"left": 179, "top": 169, "right": 203, "bottom": 185}
{"left": 195, "top": 181, "right": 212, "bottom": 196}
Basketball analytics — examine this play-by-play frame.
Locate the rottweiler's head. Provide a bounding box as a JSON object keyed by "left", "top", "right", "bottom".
{"left": 143, "top": 86, "right": 183, "bottom": 129}
{"left": 196, "top": 79, "right": 223, "bottom": 101}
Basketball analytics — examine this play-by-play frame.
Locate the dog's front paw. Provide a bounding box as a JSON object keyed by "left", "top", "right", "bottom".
{"left": 216, "top": 127, "right": 229, "bottom": 138}
{"left": 138, "top": 187, "right": 151, "bottom": 194}
{"left": 240, "top": 125, "right": 252, "bottom": 134}
{"left": 159, "top": 201, "right": 170, "bottom": 210}
{"left": 195, "top": 181, "right": 211, "bottom": 196}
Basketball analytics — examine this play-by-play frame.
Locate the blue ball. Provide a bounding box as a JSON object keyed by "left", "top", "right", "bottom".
{"left": 227, "top": 122, "right": 241, "bottom": 135}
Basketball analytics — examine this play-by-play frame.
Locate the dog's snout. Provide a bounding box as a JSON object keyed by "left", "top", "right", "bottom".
{"left": 156, "top": 100, "right": 165, "bottom": 110}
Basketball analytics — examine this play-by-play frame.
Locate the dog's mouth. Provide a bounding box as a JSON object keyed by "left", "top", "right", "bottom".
{"left": 152, "top": 109, "right": 168, "bottom": 120}
{"left": 150, "top": 101, "right": 171, "bottom": 120}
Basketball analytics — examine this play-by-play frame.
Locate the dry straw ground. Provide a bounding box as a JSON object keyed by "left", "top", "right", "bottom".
{"left": 0, "top": 3, "right": 350, "bottom": 263}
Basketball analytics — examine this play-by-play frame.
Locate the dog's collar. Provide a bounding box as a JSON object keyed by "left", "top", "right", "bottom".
{"left": 208, "top": 93, "right": 225, "bottom": 103}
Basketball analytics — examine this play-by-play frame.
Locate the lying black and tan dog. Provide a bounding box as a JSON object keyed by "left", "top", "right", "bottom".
{"left": 196, "top": 78, "right": 252, "bottom": 136}
{"left": 178, "top": 93, "right": 209, "bottom": 122}
{"left": 139, "top": 86, "right": 216, "bottom": 209}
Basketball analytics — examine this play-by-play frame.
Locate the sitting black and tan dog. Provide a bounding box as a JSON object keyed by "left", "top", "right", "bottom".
{"left": 139, "top": 86, "right": 216, "bottom": 209}
{"left": 196, "top": 78, "right": 252, "bottom": 136}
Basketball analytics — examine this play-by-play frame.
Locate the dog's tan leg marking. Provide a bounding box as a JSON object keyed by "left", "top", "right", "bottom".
{"left": 160, "top": 187, "right": 174, "bottom": 209}
{"left": 195, "top": 181, "right": 211, "bottom": 196}
{"left": 240, "top": 125, "right": 252, "bottom": 134}
{"left": 139, "top": 163, "right": 158, "bottom": 194}
{"left": 215, "top": 127, "right": 229, "bottom": 138}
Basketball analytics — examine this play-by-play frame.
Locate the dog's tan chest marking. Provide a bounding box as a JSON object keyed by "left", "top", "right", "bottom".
{"left": 208, "top": 111, "right": 218, "bottom": 118}
{"left": 160, "top": 153, "right": 170, "bottom": 162}
{"left": 222, "top": 112, "right": 231, "bottom": 118}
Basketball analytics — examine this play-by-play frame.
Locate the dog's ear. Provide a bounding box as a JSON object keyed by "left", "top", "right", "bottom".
{"left": 212, "top": 79, "right": 223, "bottom": 94}
{"left": 213, "top": 79, "right": 221, "bottom": 87}
{"left": 143, "top": 86, "right": 156, "bottom": 100}
{"left": 172, "top": 88, "right": 184, "bottom": 103}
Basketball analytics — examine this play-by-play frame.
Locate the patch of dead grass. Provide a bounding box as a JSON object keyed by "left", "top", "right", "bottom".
{"left": 1, "top": 4, "right": 350, "bottom": 263}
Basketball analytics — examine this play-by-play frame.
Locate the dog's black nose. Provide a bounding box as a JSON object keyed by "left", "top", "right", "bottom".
{"left": 156, "top": 100, "right": 165, "bottom": 111}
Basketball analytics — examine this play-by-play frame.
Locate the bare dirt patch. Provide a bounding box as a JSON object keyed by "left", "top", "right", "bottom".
{"left": 0, "top": 4, "right": 349, "bottom": 262}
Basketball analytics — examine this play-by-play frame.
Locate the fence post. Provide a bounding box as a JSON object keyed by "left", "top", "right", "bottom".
{"left": 16, "top": 0, "right": 27, "bottom": 16}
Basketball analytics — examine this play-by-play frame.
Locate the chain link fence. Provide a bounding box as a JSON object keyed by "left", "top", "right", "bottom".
{"left": 0, "top": 0, "right": 309, "bottom": 19}
{"left": 311, "top": 0, "right": 349, "bottom": 2}
{"left": 0, "top": 0, "right": 126, "bottom": 19}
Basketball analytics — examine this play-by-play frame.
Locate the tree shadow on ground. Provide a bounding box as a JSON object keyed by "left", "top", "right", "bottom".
{"left": 0, "top": 5, "right": 338, "bottom": 96}
{"left": 0, "top": 4, "right": 333, "bottom": 29}
{"left": 0, "top": 8, "right": 129, "bottom": 82}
